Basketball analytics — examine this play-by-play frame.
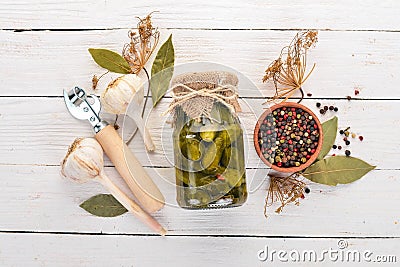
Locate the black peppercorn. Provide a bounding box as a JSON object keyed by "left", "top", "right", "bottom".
{"left": 316, "top": 102, "right": 321, "bottom": 108}
{"left": 324, "top": 106, "right": 328, "bottom": 111}
{"left": 345, "top": 150, "right": 351, "bottom": 156}
{"left": 329, "top": 106, "right": 334, "bottom": 111}
{"left": 334, "top": 107, "right": 338, "bottom": 112}
{"left": 345, "top": 140, "right": 350, "bottom": 145}
{"left": 333, "top": 145, "right": 337, "bottom": 149}
{"left": 305, "top": 187, "right": 310, "bottom": 194}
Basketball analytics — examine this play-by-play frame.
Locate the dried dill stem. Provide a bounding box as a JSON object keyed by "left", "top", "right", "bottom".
{"left": 263, "top": 30, "right": 318, "bottom": 104}
{"left": 122, "top": 12, "right": 160, "bottom": 144}
{"left": 264, "top": 173, "right": 306, "bottom": 218}
{"left": 122, "top": 12, "right": 160, "bottom": 75}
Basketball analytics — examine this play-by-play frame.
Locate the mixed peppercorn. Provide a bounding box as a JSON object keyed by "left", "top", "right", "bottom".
{"left": 332, "top": 126, "right": 364, "bottom": 157}
{"left": 258, "top": 106, "right": 320, "bottom": 168}
{"left": 316, "top": 102, "right": 338, "bottom": 114}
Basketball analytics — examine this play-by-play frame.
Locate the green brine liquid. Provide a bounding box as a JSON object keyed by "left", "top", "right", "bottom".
{"left": 173, "top": 103, "right": 247, "bottom": 209}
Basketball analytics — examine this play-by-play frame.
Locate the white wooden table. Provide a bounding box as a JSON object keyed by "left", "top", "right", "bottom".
{"left": 1, "top": 1, "right": 399, "bottom": 266}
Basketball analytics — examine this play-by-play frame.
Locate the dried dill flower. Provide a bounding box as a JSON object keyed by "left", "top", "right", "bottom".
{"left": 123, "top": 12, "right": 160, "bottom": 75}
{"left": 91, "top": 71, "right": 109, "bottom": 90}
{"left": 264, "top": 173, "right": 306, "bottom": 218}
{"left": 263, "top": 30, "right": 318, "bottom": 103}
{"left": 92, "top": 74, "right": 99, "bottom": 90}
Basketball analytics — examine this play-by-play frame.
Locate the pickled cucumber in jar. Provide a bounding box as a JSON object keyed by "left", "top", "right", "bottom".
{"left": 173, "top": 102, "right": 247, "bottom": 209}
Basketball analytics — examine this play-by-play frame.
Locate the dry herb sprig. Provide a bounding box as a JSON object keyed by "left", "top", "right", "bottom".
{"left": 263, "top": 30, "right": 318, "bottom": 104}
{"left": 123, "top": 12, "right": 160, "bottom": 75}
{"left": 264, "top": 172, "right": 306, "bottom": 218}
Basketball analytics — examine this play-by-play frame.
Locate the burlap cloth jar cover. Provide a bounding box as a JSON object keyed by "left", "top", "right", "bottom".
{"left": 166, "top": 71, "right": 242, "bottom": 121}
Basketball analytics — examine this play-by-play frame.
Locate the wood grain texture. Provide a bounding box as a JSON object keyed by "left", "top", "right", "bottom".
{"left": 0, "top": 165, "right": 398, "bottom": 237}
{"left": 0, "top": 0, "right": 399, "bottom": 30}
{"left": 1, "top": 1, "right": 400, "bottom": 265}
{"left": 1, "top": 29, "right": 399, "bottom": 98}
{"left": 0, "top": 97, "right": 397, "bottom": 168}
{"left": 0, "top": 233, "right": 398, "bottom": 266}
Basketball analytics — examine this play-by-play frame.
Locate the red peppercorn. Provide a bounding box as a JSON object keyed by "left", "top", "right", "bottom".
{"left": 288, "top": 140, "right": 293, "bottom": 145}
{"left": 216, "top": 174, "right": 225, "bottom": 181}
{"left": 277, "top": 162, "right": 282, "bottom": 167}
{"left": 306, "top": 155, "right": 311, "bottom": 159}
{"left": 332, "top": 154, "right": 336, "bottom": 156}
{"left": 307, "top": 93, "right": 312, "bottom": 97}
{"left": 359, "top": 136, "right": 364, "bottom": 141}
{"left": 355, "top": 90, "right": 360, "bottom": 95}
{"left": 266, "top": 130, "right": 272, "bottom": 135}
{"left": 311, "top": 149, "right": 316, "bottom": 154}
{"left": 291, "top": 108, "right": 296, "bottom": 112}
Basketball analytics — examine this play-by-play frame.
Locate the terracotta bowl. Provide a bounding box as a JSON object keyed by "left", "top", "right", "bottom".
{"left": 253, "top": 102, "right": 323, "bottom": 173}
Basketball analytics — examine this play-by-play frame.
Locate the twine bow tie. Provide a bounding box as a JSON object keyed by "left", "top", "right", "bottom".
{"left": 163, "top": 83, "right": 239, "bottom": 116}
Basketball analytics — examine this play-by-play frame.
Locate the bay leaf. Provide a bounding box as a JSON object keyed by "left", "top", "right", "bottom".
{"left": 88, "top": 48, "right": 131, "bottom": 74}
{"left": 151, "top": 34, "right": 175, "bottom": 107}
{"left": 317, "top": 116, "right": 338, "bottom": 161}
{"left": 302, "top": 156, "right": 376, "bottom": 186}
{"left": 80, "top": 194, "right": 128, "bottom": 217}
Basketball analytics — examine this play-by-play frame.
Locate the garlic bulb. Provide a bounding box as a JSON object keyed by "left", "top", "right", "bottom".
{"left": 101, "top": 74, "right": 155, "bottom": 152}
{"left": 101, "top": 74, "right": 143, "bottom": 115}
{"left": 60, "top": 137, "right": 166, "bottom": 235}
{"left": 61, "top": 138, "right": 103, "bottom": 183}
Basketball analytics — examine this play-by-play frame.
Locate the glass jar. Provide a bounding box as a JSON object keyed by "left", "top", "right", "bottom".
{"left": 173, "top": 102, "right": 247, "bottom": 209}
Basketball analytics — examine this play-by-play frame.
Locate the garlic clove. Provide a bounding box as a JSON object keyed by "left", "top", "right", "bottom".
{"left": 60, "top": 138, "right": 104, "bottom": 183}
{"left": 101, "top": 74, "right": 144, "bottom": 115}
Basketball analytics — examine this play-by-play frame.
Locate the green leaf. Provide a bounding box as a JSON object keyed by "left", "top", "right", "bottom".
{"left": 303, "top": 156, "right": 376, "bottom": 186}
{"left": 88, "top": 48, "right": 131, "bottom": 74}
{"left": 317, "top": 116, "right": 338, "bottom": 161}
{"left": 80, "top": 194, "right": 128, "bottom": 217}
{"left": 151, "top": 34, "right": 175, "bottom": 107}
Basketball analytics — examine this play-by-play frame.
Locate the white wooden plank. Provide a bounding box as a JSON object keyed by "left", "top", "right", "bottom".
{"left": 0, "top": 233, "right": 399, "bottom": 266}
{"left": 0, "top": 165, "right": 399, "bottom": 236}
{"left": 0, "top": 97, "right": 397, "bottom": 168}
{"left": 0, "top": 0, "right": 399, "bottom": 31}
{"left": 1, "top": 30, "right": 399, "bottom": 98}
